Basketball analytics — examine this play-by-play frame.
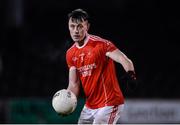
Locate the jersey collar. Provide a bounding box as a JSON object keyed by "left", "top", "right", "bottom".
{"left": 75, "top": 34, "right": 90, "bottom": 49}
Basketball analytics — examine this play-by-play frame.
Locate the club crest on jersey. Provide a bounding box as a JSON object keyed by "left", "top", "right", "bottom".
{"left": 87, "top": 51, "right": 92, "bottom": 58}
{"left": 72, "top": 57, "right": 78, "bottom": 62}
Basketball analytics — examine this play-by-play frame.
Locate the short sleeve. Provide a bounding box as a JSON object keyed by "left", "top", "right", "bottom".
{"left": 105, "top": 40, "right": 117, "bottom": 52}
{"left": 66, "top": 51, "right": 74, "bottom": 68}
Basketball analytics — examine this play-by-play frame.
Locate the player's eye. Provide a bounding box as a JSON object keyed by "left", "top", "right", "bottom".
{"left": 70, "top": 25, "right": 75, "bottom": 29}
{"left": 77, "top": 25, "right": 83, "bottom": 30}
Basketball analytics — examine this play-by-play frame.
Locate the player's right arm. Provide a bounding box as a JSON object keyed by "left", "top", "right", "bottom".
{"left": 67, "top": 66, "right": 80, "bottom": 97}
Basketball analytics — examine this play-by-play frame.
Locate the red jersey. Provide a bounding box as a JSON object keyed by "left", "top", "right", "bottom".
{"left": 66, "top": 34, "right": 124, "bottom": 109}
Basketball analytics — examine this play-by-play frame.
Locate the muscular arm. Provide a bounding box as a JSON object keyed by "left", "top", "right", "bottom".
{"left": 67, "top": 66, "right": 80, "bottom": 97}
{"left": 106, "top": 49, "right": 135, "bottom": 72}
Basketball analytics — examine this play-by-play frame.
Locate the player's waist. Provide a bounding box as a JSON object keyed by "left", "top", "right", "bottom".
{"left": 85, "top": 100, "right": 124, "bottom": 109}
{"left": 85, "top": 95, "right": 124, "bottom": 109}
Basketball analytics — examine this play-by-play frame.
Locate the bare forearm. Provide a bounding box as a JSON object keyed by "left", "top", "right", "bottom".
{"left": 121, "top": 58, "right": 135, "bottom": 72}
{"left": 67, "top": 85, "right": 80, "bottom": 97}
{"left": 106, "top": 49, "right": 135, "bottom": 72}
{"left": 67, "top": 66, "right": 80, "bottom": 97}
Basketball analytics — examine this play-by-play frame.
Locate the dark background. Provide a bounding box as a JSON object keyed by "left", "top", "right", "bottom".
{"left": 0, "top": 0, "right": 180, "bottom": 99}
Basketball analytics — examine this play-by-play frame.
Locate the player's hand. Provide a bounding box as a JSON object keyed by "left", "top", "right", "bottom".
{"left": 121, "top": 71, "right": 138, "bottom": 92}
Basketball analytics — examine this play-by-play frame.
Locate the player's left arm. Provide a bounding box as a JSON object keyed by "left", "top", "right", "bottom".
{"left": 106, "top": 49, "right": 135, "bottom": 73}
{"left": 106, "top": 49, "right": 138, "bottom": 90}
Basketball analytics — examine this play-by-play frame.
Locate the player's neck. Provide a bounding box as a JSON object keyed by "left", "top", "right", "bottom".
{"left": 77, "top": 36, "right": 87, "bottom": 47}
{"left": 75, "top": 35, "right": 89, "bottom": 49}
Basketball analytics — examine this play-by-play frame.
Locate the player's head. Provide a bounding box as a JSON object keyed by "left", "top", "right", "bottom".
{"left": 68, "top": 9, "right": 90, "bottom": 43}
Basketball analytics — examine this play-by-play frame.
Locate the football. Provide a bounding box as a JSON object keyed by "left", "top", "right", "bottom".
{"left": 52, "top": 89, "right": 77, "bottom": 115}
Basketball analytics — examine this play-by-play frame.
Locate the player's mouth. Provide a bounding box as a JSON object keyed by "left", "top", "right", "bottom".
{"left": 73, "top": 35, "right": 80, "bottom": 38}
{"left": 73, "top": 35, "right": 80, "bottom": 40}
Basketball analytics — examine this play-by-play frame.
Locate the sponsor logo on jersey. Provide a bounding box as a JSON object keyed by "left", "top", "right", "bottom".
{"left": 77, "top": 63, "right": 97, "bottom": 77}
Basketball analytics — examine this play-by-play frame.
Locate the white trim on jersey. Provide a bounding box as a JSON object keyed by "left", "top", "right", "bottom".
{"left": 90, "top": 35, "right": 110, "bottom": 44}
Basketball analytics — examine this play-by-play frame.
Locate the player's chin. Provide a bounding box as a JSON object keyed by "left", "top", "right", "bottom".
{"left": 73, "top": 38, "right": 81, "bottom": 42}
{"left": 72, "top": 36, "right": 81, "bottom": 41}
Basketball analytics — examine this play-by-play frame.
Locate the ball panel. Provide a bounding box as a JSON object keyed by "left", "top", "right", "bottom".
{"left": 52, "top": 89, "right": 77, "bottom": 115}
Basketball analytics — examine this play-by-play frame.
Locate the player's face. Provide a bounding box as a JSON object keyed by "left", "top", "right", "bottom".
{"left": 68, "top": 18, "right": 89, "bottom": 43}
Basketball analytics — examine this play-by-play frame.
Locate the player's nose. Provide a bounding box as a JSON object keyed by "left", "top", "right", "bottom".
{"left": 74, "top": 27, "right": 79, "bottom": 34}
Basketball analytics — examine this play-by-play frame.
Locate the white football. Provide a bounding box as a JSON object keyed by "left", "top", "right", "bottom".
{"left": 52, "top": 89, "right": 77, "bottom": 115}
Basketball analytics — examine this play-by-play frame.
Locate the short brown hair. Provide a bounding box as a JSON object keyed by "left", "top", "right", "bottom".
{"left": 68, "top": 9, "right": 89, "bottom": 22}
